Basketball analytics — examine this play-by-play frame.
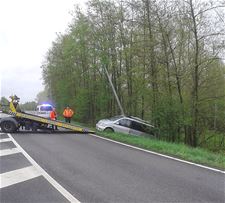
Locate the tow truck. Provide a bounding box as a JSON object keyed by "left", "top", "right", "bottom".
{"left": 0, "top": 95, "right": 94, "bottom": 133}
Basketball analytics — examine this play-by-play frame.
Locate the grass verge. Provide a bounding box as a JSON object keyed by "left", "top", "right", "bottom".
{"left": 70, "top": 120, "right": 225, "bottom": 170}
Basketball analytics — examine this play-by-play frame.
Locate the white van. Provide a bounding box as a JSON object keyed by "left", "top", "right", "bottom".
{"left": 26, "top": 104, "right": 53, "bottom": 119}
{"left": 35, "top": 104, "right": 53, "bottom": 118}
{"left": 36, "top": 104, "right": 53, "bottom": 112}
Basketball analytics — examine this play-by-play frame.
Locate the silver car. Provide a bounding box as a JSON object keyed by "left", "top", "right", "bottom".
{"left": 96, "top": 115, "right": 155, "bottom": 136}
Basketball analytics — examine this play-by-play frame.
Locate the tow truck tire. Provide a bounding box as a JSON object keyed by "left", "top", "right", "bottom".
{"left": 0, "top": 121, "right": 17, "bottom": 133}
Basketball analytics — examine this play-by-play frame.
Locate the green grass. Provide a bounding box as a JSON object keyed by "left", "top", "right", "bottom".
{"left": 69, "top": 119, "right": 225, "bottom": 170}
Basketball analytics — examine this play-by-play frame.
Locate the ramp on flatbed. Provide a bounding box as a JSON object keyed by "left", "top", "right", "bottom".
{"left": 7, "top": 111, "right": 93, "bottom": 133}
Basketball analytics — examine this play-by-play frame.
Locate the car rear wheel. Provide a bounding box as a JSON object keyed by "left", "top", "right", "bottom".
{"left": 0, "top": 121, "right": 17, "bottom": 133}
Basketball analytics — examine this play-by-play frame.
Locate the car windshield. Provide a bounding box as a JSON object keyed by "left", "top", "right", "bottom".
{"left": 108, "top": 115, "right": 124, "bottom": 121}
{"left": 40, "top": 106, "right": 53, "bottom": 111}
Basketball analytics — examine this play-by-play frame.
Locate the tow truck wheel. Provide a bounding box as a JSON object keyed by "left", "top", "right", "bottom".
{"left": 0, "top": 121, "right": 17, "bottom": 133}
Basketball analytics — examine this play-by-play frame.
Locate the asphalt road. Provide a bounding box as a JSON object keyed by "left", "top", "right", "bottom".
{"left": 1, "top": 131, "right": 225, "bottom": 202}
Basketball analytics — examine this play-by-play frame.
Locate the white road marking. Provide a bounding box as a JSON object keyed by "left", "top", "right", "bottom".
{"left": 8, "top": 134, "right": 80, "bottom": 203}
{"left": 0, "top": 166, "right": 41, "bottom": 188}
{"left": 0, "top": 138, "right": 11, "bottom": 143}
{"left": 0, "top": 148, "right": 20, "bottom": 156}
{"left": 90, "top": 133, "right": 225, "bottom": 174}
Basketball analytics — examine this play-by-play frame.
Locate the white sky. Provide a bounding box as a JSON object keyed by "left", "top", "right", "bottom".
{"left": 0, "top": 0, "right": 87, "bottom": 103}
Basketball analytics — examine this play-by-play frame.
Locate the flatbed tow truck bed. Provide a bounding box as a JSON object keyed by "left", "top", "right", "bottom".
{"left": 0, "top": 96, "right": 94, "bottom": 134}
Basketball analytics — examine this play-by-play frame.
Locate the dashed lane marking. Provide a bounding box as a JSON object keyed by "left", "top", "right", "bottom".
{"left": 0, "top": 148, "right": 20, "bottom": 157}
{"left": 0, "top": 166, "right": 41, "bottom": 188}
{"left": 0, "top": 135, "right": 19, "bottom": 156}
{"left": 7, "top": 133, "right": 80, "bottom": 203}
{"left": 0, "top": 138, "right": 12, "bottom": 143}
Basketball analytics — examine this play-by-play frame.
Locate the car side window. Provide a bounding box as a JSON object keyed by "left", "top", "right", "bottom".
{"left": 118, "top": 119, "right": 131, "bottom": 127}
{"left": 130, "top": 121, "right": 144, "bottom": 132}
{"left": 131, "top": 121, "right": 154, "bottom": 135}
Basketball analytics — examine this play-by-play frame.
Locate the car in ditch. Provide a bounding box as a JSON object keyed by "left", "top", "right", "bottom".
{"left": 96, "top": 115, "right": 156, "bottom": 137}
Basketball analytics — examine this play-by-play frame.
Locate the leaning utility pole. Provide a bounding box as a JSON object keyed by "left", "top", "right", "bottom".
{"left": 104, "top": 66, "right": 125, "bottom": 116}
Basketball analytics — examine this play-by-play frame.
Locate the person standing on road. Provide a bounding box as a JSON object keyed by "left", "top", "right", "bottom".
{"left": 63, "top": 106, "right": 74, "bottom": 123}
{"left": 50, "top": 108, "right": 58, "bottom": 130}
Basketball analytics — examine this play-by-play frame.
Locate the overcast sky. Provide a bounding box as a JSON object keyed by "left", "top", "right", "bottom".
{"left": 0, "top": 0, "right": 86, "bottom": 103}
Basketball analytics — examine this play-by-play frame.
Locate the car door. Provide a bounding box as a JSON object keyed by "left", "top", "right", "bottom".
{"left": 113, "top": 118, "right": 131, "bottom": 134}
{"left": 129, "top": 121, "right": 145, "bottom": 136}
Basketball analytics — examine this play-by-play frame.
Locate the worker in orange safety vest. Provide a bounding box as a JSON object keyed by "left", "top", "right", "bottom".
{"left": 50, "top": 108, "right": 58, "bottom": 130}
{"left": 63, "top": 106, "right": 74, "bottom": 123}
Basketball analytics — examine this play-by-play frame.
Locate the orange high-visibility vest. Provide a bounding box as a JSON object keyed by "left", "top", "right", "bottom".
{"left": 63, "top": 108, "right": 74, "bottom": 118}
{"left": 50, "top": 110, "right": 57, "bottom": 120}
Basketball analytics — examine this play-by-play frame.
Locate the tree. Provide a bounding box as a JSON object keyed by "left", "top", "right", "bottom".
{"left": 20, "top": 101, "right": 37, "bottom": 111}
{"left": 36, "top": 89, "right": 49, "bottom": 104}
{"left": 0, "top": 97, "right": 9, "bottom": 105}
{"left": 41, "top": 0, "right": 225, "bottom": 150}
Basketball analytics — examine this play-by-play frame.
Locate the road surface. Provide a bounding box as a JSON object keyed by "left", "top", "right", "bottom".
{"left": 1, "top": 131, "right": 224, "bottom": 202}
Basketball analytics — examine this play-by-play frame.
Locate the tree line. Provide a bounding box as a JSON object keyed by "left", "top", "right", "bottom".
{"left": 42, "top": 0, "right": 225, "bottom": 150}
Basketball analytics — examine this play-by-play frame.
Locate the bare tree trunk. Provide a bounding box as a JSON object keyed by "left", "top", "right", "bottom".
{"left": 189, "top": 0, "right": 199, "bottom": 147}
{"left": 144, "top": 0, "right": 158, "bottom": 127}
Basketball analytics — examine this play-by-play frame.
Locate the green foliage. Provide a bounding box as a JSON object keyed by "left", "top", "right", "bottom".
{"left": 0, "top": 97, "right": 9, "bottom": 111}
{"left": 20, "top": 101, "right": 37, "bottom": 111}
{"left": 74, "top": 88, "right": 90, "bottom": 122}
{"left": 41, "top": 0, "right": 225, "bottom": 151}
{"left": 199, "top": 131, "right": 225, "bottom": 152}
{"left": 35, "top": 89, "right": 49, "bottom": 104}
{"left": 0, "top": 97, "right": 9, "bottom": 105}
{"left": 153, "top": 97, "right": 184, "bottom": 142}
